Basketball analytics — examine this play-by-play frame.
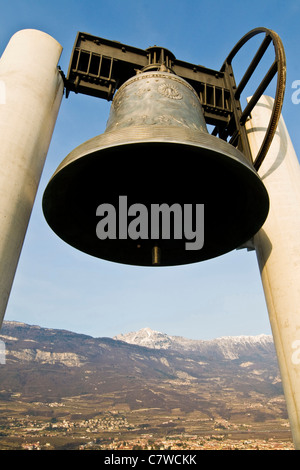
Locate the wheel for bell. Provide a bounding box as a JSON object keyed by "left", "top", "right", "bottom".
{"left": 42, "top": 69, "right": 269, "bottom": 266}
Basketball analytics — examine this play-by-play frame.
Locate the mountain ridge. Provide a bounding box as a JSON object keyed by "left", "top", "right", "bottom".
{"left": 1, "top": 321, "right": 275, "bottom": 362}
{"left": 0, "top": 320, "right": 286, "bottom": 421}
{"left": 114, "top": 326, "right": 274, "bottom": 360}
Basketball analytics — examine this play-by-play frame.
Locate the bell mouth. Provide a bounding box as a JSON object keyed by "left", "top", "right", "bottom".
{"left": 42, "top": 133, "right": 269, "bottom": 267}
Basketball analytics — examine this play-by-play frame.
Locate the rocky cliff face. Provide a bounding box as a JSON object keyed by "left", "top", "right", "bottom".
{"left": 1, "top": 322, "right": 276, "bottom": 365}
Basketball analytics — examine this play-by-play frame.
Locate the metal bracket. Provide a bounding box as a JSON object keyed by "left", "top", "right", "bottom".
{"left": 65, "top": 28, "right": 286, "bottom": 169}
{"left": 65, "top": 32, "right": 232, "bottom": 126}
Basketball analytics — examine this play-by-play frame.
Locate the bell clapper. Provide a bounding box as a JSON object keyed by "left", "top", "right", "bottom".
{"left": 152, "top": 246, "right": 161, "bottom": 265}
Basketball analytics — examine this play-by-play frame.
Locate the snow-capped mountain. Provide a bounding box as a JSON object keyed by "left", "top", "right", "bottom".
{"left": 114, "top": 327, "right": 274, "bottom": 360}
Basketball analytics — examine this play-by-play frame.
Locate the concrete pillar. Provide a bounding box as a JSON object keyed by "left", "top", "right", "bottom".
{"left": 0, "top": 30, "right": 64, "bottom": 327}
{"left": 246, "top": 95, "right": 300, "bottom": 449}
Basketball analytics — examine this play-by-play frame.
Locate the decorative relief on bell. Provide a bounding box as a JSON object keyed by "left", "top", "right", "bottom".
{"left": 105, "top": 71, "right": 207, "bottom": 133}
{"left": 136, "top": 87, "right": 151, "bottom": 97}
{"left": 157, "top": 82, "right": 183, "bottom": 100}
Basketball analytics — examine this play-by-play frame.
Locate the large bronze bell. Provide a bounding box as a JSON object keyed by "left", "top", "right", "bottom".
{"left": 42, "top": 68, "right": 269, "bottom": 266}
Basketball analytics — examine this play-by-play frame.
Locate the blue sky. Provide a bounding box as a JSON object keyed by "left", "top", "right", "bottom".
{"left": 1, "top": 0, "right": 300, "bottom": 340}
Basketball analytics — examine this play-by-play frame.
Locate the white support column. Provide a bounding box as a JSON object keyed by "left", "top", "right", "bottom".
{"left": 0, "top": 30, "right": 64, "bottom": 327}
{"left": 246, "top": 95, "right": 300, "bottom": 449}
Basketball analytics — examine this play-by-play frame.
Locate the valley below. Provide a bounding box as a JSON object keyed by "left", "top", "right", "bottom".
{"left": 0, "top": 322, "right": 294, "bottom": 450}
